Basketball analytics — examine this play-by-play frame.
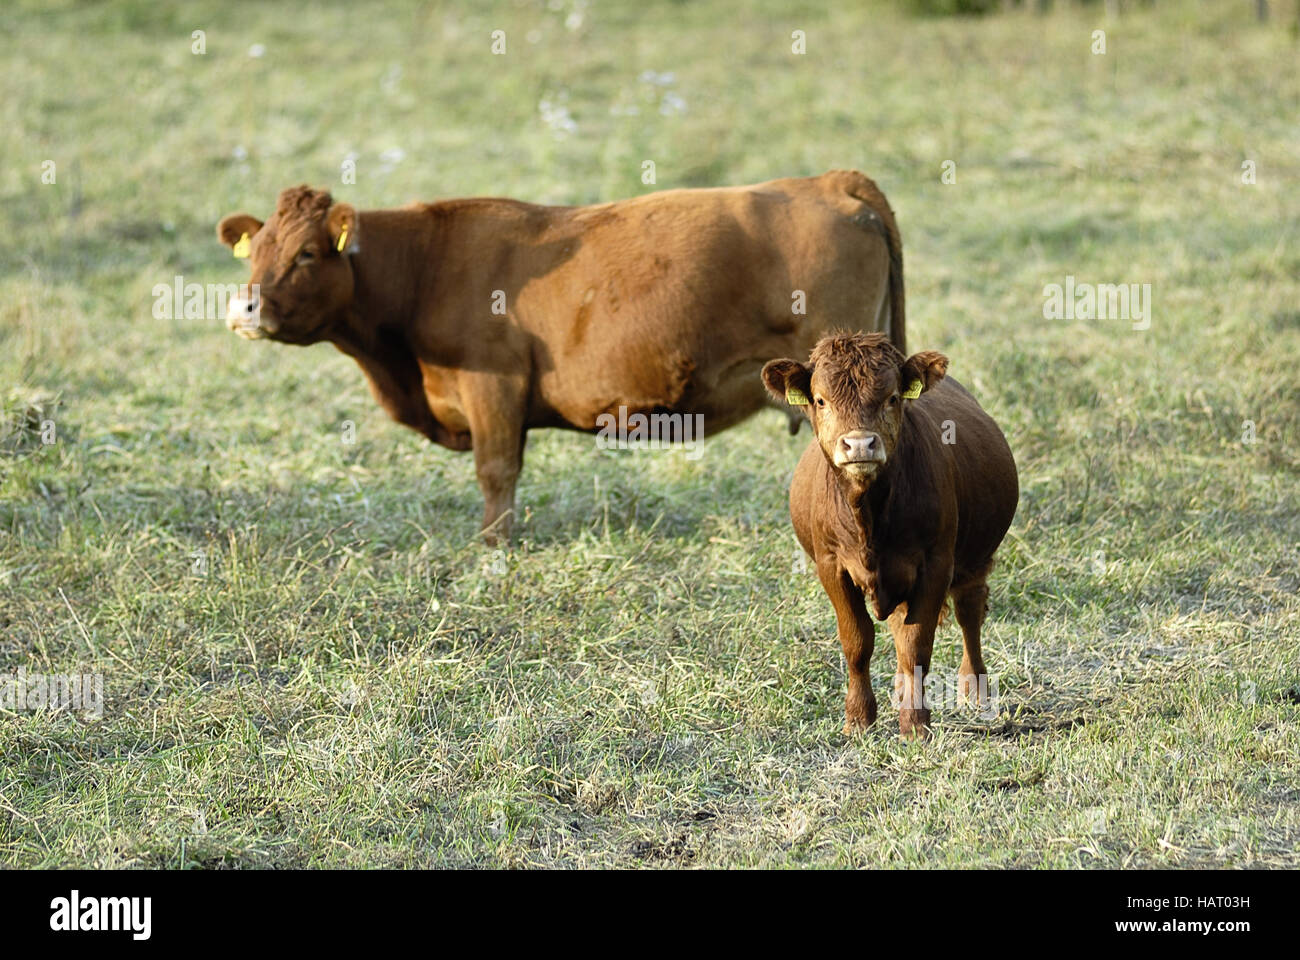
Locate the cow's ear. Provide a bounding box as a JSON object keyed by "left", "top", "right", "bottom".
{"left": 327, "top": 203, "right": 360, "bottom": 255}
{"left": 761, "top": 359, "right": 813, "bottom": 406}
{"left": 899, "top": 350, "right": 948, "bottom": 397}
{"left": 217, "top": 214, "right": 263, "bottom": 249}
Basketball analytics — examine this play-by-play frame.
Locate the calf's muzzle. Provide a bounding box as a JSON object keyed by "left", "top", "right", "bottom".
{"left": 834, "top": 431, "right": 886, "bottom": 468}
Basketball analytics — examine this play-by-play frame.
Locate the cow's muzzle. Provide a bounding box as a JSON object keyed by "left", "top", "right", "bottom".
{"left": 226, "top": 290, "right": 263, "bottom": 339}
{"left": 833, "top": 431, "right": 887, "bottom": 470}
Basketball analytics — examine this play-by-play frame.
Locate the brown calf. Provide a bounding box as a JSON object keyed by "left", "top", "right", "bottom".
{"left": 762, "top": 333, "right": 1018, "bottom": 739}
{"left": 216, "top": 171, "right": 905, "bottom": 543}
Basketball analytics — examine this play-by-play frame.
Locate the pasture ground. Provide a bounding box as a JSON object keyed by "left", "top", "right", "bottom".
{"left": 1, "top": 0, "right": 1298, "bottom": 867}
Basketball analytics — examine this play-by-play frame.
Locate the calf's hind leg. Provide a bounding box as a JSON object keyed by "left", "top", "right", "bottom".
{"left": 951, "top": 579, "right": 991, "bottom": 709}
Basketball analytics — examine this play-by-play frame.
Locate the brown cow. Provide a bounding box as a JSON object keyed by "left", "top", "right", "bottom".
{"left": 216, "top": 171, "right": 904, "bottom": 541}
{"left": 762, "top": 333, "right": 1017, "bottom": 739}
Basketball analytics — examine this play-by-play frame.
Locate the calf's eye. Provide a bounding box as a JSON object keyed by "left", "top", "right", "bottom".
{"left": 816, "top": 397, "right": 826, "bottom": 407}
{"left": 889, "top": 394, "right": 899, "bottom": 405}
{"left": 295, "top": 250, "right": 316, "bottom": 264}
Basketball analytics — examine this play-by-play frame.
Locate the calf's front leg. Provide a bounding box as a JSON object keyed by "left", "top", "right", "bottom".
{"left": 888, "top": 603, "right": 938, "bottom": 740}
{"left": 887, "top": 558, "right": 954, "bottom": 739}
{"left": 817, "top": 560, "right": 877, "bottom": 735}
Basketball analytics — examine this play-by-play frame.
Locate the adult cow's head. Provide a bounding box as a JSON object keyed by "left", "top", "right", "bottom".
{"left": 216, "top": 185, "right": 360, "bottom": 344}
{"left": 762, "top": 333, "right": 947, "bottom": 489}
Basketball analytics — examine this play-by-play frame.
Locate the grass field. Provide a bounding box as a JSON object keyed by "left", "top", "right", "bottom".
{"left": 2, "top": 0, "right": 1298, "bottom": 868}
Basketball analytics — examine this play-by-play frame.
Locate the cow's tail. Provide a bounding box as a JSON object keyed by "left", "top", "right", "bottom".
{"left": 845, "top": 172, "right": 906, "bottom": 355}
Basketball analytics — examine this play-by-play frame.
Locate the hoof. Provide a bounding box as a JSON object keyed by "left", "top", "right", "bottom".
{"left": 842, "top": 698, "right": 878, "bottom": 736}
{"left": 955, "top": 672, "right": 989, "bottom": 709}
{"left": 843, "top": 717, "right": 872, "bottom": 737}
{"left": 899, "top": 708, "right": 932, "bottom": 741}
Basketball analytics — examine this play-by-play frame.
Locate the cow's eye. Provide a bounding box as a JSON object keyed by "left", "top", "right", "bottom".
{"left": 815, "top": 397, "right": 826, "bottom": 408}
{"left": 889, "top": 394, "right": 899, "bottom": 405}
{"left": 295, "top": 250, "right": 316, "bottom": 264}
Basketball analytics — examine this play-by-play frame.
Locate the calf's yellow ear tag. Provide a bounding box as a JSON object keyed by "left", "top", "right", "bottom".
{"left": 336, "top": 225, "right": 349, "bottom": 253}
{"left": 901, "top": 379, "right": 923, "bottom": 400}
{"left": 786, "top": 387, "right": 809, "bottom": 405}
{"left": 232, "top": 233, "right": 251, "bottom": 259}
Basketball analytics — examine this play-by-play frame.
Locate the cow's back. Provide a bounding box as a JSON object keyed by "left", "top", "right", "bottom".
{"left": 425, "top": 172, "right": 897, "bottom": 434}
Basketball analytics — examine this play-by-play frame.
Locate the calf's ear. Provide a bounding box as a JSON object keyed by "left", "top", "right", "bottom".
{"left": 327, "top": 203, "right": 360, "bottom": 255}
{"left": 761, "top": 359, "right": 813, "bottom": 406}
{"left": 900, "top": 350, "right": 948, "bottom": 396}
{"left": 217, "top": 214, "right": 264, "bottom": 251}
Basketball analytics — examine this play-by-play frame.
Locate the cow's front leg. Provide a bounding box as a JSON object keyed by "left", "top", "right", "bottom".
{"left": 459, "top": 373, "right": 528, "bottom": 545}
{"left": 473, "top": 435, "right": 523, "bottom": 545}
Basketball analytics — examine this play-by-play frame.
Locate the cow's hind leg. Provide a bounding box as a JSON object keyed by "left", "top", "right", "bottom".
{"left": 951, "top": 578, "right": 991, "bottom": 710}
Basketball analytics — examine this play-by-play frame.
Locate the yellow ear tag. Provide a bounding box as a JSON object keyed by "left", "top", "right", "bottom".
{"left": 232, "top": 233, "right": 251, "bottom": 259}
{"left": 336, "top": 225, "right": 349, "bottom": 253}
{"left": 901, "top": 379, "right": 923, "bottom": 400}
{"left": 786, "top": 387, "right": 809, "bottom": 406}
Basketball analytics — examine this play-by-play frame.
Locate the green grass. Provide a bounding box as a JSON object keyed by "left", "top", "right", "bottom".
{"left": 1, "top": 0, "right": 1298, "bottom": 868}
